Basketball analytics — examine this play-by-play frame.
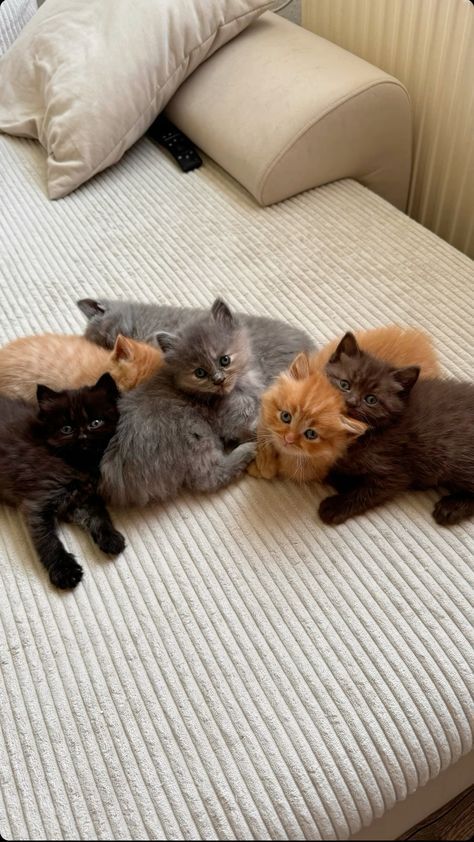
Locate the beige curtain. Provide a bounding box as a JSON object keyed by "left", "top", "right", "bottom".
{"left": 302, "top": 0, "right": 474, "bottom": 258}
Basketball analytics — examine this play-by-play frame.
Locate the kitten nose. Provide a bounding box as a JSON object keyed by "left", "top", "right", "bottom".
{"left": 78, "top": 431, "right": 87, "bottom": 440}
{"left": 212, "top": 372, "right": 225, "bottom": 384}
{"left": 284, "top": 433, "right": 295, "bottom": 444}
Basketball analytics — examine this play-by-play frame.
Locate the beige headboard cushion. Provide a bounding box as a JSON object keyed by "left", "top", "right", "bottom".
{"left": 166, "top": 13, "right": 412, "bottom": 210}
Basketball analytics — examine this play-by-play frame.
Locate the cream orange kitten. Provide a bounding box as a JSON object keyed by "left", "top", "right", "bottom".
{"left": 310, "top": 325, "right": 440, "bottom": 377}
{"left": 247, "top": 353, "right": 367, "bottom": 482}
{"left": 0, "top": 333, "right": 163, "bottom": 401}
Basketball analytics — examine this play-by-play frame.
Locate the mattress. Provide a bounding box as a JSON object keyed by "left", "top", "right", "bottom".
{"left": 0, "top": 134, "right": 473, "bottom": 841}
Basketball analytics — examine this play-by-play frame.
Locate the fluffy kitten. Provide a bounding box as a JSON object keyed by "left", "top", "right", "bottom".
{"left": 247, "top": 352, "right": 367, "bottom": 483}
{"left": 0, "top": 374, "right": 125, "bottom": 588}
{"left": 78, "top": 297, "right": 199, "bottom": 348}
{"left": 311, "top": 325, "right": 440, "bottom": 378}
{"left": 80, "top": 296, "right": 313, "bottom": 504}
{"left": 249, "top": 327, "right": 435, "bottom": 482}
{"left": 79, "top": 296, "right": 314, "bottom": 444}
{"left": 99, "top": 374, "right": 256, "bottom": 508}
{"left": 0, "top": 333, "right": 162, "bottom": 401}
{"left": 77, "top": 296, "right": 315, "bottom": 382}
{"left": 154, "top": 298, "right": 265, "bottom": 443}
{"left": 324, "top": 331, "right": 421, "bottom": 429}
{"left": 319, "top": 337, "right": 474, "bottom": 526}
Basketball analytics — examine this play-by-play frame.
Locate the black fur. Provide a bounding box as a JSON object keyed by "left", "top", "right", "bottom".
{"left": 0, "top": 375, "right": 125, "bottom": 588}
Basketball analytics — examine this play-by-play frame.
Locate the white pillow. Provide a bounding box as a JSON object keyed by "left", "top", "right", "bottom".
{"left": 0, "top": 0, "right": 36, "bottom": 56}
{"left": 0, "top": 0, "right": 273, "bottom": 198}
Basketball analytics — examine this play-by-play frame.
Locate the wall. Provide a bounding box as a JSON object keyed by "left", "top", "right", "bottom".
{"left": 277, "top": 0, "right": 301, "bottom": 25}
{"left": 302, "top": 0, "right": 474, "bottom": 257}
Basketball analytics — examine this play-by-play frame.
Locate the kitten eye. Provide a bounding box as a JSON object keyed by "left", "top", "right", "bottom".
{"left": 88, "top": 419, "right": 104, "bottom": 429}
{"left": 280, "top": 411, "right": 292, "bottom": 423}
{"left": 304, "top": 429, "right": 318, "bottom": 440}
{"left": 60, "top": 425, "right": 73, "bottom": 435}
{"left": 194, "top": 368, "right": 207, "bottom": 379}
{"left": 219, "top": 355, "right": 231, "bottom": 367}
{"left": 364, "top": 394, "right": 378, "bottom": 406}
{"left": 339, "top": 379, "right": 351, "bottom": 391}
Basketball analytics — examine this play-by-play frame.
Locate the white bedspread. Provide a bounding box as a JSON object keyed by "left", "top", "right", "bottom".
{"left": 0, "top": 135, "right": 472, "bottom": 840}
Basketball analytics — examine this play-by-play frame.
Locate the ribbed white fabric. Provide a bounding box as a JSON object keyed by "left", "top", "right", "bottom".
{"left": 0, "top": 135, "right": 473, "bottom": 841}
{"left": 0, "top": 0, "right": 36, "bottom": 56}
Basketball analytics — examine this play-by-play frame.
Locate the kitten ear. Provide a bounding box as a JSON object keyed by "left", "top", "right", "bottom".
{"left": 391, "top": 365, "right": 420, "bottom": 392}
{"left": 330, "top": 331, "right": 360, "bottom": 363}
{"left": 289, "top": 352, "right": 311, "bottom": 380}
{"left": 112, "top": 334, "right": 135, "bottom": 362}
{"left": 93, "top": 372, "right": 120, "bottom": 400}
{"left": 339, "top": 415, "right": 368, "bottom": 438}
{"left": 36, "top": 384, "right": 60, "bottom": 408}
{"left": 77, "top": 298, "right": 106, "bottom": 319}
{"left": 155, "top": 331, "right": 177, "bottom": 353}
{"left": 211, "top": 298, "right": 234, "bottom": 328}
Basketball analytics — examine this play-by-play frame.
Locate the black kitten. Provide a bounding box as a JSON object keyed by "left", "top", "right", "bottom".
{"left": 0, "top": 373, "right": 125, "bottom": 589}
{"left": 36, "top": 374, "right": 121, "bottom": 472}
{"left": 320, "top": 335, "right": 474, "bottom": 526}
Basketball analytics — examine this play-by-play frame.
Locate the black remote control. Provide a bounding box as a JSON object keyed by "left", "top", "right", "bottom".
{"left": 147, "top": 115, "right": 203, "bottom": 173}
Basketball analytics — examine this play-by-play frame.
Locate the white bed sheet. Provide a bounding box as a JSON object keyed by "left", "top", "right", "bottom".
{"left": 0, "top": 135, "right": 472, "bottom": 840}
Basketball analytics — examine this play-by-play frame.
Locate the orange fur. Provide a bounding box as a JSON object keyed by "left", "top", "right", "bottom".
{"left": 310, "top": 325, "right": 440, "bottom": 377}
{"left": 248, "top": 353, "right": 367, "bottom": 483}
{"left": 0, "top": 333, "right": 163, "bottom": 401}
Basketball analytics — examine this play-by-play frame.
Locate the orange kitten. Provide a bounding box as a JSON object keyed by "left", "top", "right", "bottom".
{"left": 0, "top": 333, "right": 163, "bottom": 401}
{"left": 310, "top": 325, "right": 440, "bottom": 377}
{"left": 248, "top": 353, "right": 367, "bottom": 482}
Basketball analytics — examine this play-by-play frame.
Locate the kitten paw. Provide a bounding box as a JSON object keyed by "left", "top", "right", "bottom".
{"left": 247, "top": 460, "right": 262, "bottom": 478}
{"left": 95, "top": 528, "right": 126, "bottom": 556}
{"left": 432, "top": 495, "right": 474, "bottom": 526}
{"left": 235, "top": 441, "right": 257, "bottom": 467}
{"left": 318, "top": 495, "right": 350, "bottom": 525}
{"left": 49, "top": 553, "right": 83, "bottom": 589}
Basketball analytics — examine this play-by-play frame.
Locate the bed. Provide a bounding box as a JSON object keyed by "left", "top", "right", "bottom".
{"left": 0, "top": 128, "right": 474, "bottom": 839}
{"left": 0, "top": 124, "right": 473, "bottom": 840}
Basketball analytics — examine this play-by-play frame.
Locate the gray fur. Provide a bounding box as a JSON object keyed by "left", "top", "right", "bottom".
{"left": 99, "top": 367, "right": 256, "bottom": 507}
{"left": 155, "top": 298, "right": 263, "bottom": 443}
{"left": 80, "top": 296, "right": 314, "bottom": 506}
{"left": 77, "top": 296, "right": 315, "bottom": 385}
{"left": 77, "top": 298, "right": 190, "bottom": 348}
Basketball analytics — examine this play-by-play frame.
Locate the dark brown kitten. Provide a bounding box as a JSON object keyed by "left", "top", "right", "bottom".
{"left": 325, "top": 331, "right": 420, "bottom": 428}
{"left": 320, "top": 339, "right": 474, "bottom": 526}
{"left": 0, "top": 374, "right": 125, "bottom": 589}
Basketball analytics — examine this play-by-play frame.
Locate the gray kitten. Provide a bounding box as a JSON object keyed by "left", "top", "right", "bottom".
{"left": 82, "top": 297, "right": 315, "bottom": 506}
{"left": 99, "top": 373, "right": 257, "bottom": 507}
{"left": 78, "top": 298, "right": 200, "bottom": 348}
{"left": 78, "top": 295, "right": 315, "bottom": 445}
{"left": 155, "top": 299, "right": 263, "bottom": 443}
{"left": 77, "top": 296, "right": 315, "bottom": 386}
{"left": 98, "top": 307, "right": 257, "bottom": 506}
